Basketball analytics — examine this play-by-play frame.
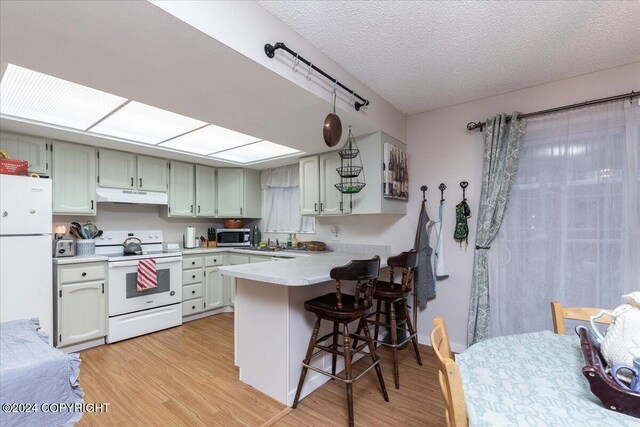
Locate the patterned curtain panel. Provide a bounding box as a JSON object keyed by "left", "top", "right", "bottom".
{"left": 467, "top": 113, "right": 526, "bottom": 345}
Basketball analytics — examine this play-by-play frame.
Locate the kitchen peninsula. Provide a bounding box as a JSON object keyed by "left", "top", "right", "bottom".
{"left": 218, "top": 247, "right": 390, "bottom": 406}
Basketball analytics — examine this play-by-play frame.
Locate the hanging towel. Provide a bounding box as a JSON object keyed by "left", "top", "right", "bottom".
{"left": 414, "top": 201, "right": 436, "bottom": 305}
{"left": 136, "top": 259, "right": 158, "bottom": 291}
{"left": 454, "top": 200, "right": 471, "bottom": 248}
{"left": 434, "top": 203, "right": 449, "bottom": 278}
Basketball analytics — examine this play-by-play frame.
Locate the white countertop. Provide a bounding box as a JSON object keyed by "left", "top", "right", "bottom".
{"left": 217, "top": 252, "right": 388, "bottom": 286}
{"left": 53, "top": 255, "right": 109, "bottom": 265}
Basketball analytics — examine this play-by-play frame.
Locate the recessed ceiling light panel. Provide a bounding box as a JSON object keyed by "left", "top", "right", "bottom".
{"left": 161, "top": 124, "right": 261, "bottom": 155}
{"left": 90, "top": 101, "right": 206, "bottom": 144}
{"left": 210, "top": 140, "right": 300, "bottom": 163}
{"left": 0, "top": 64, "right": 127, "bottom": 130}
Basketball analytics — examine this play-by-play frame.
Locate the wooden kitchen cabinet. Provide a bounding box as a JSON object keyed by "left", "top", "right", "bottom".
{"left": 52, "top": 140, "right": 96, "bottom": 215}
{"left": 168, "top": 161, "right": 195, "bottom": 217}
{"left": 98, "top": 149, "right": 136, "bottom": 189}
{"left": 299, "top": 152, "right": 351, "bottom": 216}
{"left": 217, "top": 168, "right": 261, "bottom": 218}
{"left": 54, "top": 261, "right": 106, "bottom": 348}
{"left": 137, "top": 155, "right": 168, "bottom": 192}
{"left": 195, "top": 164, "right": 216, "bottom": 217}
{"left": 0, "top": 132, "right": 50, "bottom": 176}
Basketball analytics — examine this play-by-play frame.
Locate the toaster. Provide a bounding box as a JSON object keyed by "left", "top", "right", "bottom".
{"left": 53, "top": 239, "right": 76, "bottom": 257}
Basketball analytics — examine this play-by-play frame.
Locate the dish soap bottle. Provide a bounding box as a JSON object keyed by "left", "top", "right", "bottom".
{"left": 287, "top": 233, "right": 293, "bottom": 248}
{"left": 292, "top": 233, "right": 298, "bottom": 248}
{"left": 252, "top": 226, "right": 261, "bottom": 247}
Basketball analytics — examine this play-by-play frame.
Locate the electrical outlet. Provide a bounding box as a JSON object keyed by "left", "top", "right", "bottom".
{"left": 331, "top": 226, "right": 340, "bottom": 241}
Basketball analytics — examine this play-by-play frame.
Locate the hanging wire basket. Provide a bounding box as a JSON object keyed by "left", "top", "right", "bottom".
{"left": 338, "top": 147, "right": 359, "bottom": 159}
{"left": 336, "top": 165, "right": 363, "bottom": 178}
{"left": 334, "top": 181, "right": 366, "bottom": 194}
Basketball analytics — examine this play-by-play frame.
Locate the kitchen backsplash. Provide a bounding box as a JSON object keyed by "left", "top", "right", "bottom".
{"left": 53, "top": 203, "right": 258, "bottom": 246}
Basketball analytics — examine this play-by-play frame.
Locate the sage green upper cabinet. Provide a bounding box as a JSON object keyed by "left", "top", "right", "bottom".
{"left": 52, "top": 141, "right": 96, "bottom": 215}
{"left": 0, "top": 132, "right": 50, "bottom": 176}
{"left": 319, "top": 151, "right": 350, "bottom": 215}
{"left": 351, "top": 132, "right": 407, "bottom": 215}
{"left": 217, "top": 168, "right": 261, "bottom": 218}
{"left": 300, "top": 152, "right": 350, "bottom": 216}
{"left": 195, "top": 165, "right": 216, "bottom": 217}
{"left": 299, "top": 156, "right": 320, "bottom": 216}
{"left": 98, "top": 149, "right": 135, "bottom": 189}
{"left": 137, "top": 155, "right": 168, "bottom": 192}
{"left": 168, "top": 161, "right": 195, "bottom": 217}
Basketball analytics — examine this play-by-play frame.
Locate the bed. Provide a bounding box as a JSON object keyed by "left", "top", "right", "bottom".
{"left": 0, "top": 319, "right": 83, "bottom": 427}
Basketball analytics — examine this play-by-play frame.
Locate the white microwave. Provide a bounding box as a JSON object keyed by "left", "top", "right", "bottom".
{"left": 216, "top": 228, "right": 251, "bottom": 246}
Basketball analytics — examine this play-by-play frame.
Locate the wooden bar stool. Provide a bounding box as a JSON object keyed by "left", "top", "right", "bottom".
{"left": 292, "top": 256, "right": 389, "bottom": 426}
{"left": 356, "top": 250, "right": 422, "bottom": 389}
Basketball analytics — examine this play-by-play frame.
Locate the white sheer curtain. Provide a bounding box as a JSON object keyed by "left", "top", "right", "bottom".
{"left": 490, "top": 99, "right": 639, "bottom": 337}
{"left": 261, "top": 165, "right": 315, "bottom": 233}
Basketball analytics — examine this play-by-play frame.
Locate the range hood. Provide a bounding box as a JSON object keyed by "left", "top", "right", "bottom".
{"left": 96, "top": 187, "right": 168, "bottom": 205}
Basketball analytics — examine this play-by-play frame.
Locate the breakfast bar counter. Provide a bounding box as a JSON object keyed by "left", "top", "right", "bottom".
{"left": 218, "top": 249, "right": 389, "bottom": 406}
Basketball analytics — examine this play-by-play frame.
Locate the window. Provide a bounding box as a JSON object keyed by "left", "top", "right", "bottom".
{"left": 490, "top": 99, "right": 639, "bottom": 336}
{"left": 261, "top": 165, "right": 315, "bottom": 233}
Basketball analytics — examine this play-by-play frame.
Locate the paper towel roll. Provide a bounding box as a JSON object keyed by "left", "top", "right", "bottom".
{"left": 185, "top": 226, "right": 196, "bottom": 248}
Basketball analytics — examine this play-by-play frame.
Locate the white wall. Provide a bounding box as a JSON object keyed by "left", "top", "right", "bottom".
{"left": 308, "top": 62, "right": 640, "bottom": 351}
{"left": 53, "top": 204, "right": 257, "bottom": 247}
{"left": 150, "top": 0, "right": 406, "bottom": 143}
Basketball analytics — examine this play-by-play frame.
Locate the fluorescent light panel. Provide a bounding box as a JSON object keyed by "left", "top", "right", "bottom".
{"left": 211, "top": 141, "right": 300, "bottom": 163}
{"left": 161, "top": 124, "right": 261, "bottom": 155}
{"left": 0, "top": 64, "right": 127, "bottom": 130}
{"left": 90, "top": 101, "right": 206, "bottom": 144}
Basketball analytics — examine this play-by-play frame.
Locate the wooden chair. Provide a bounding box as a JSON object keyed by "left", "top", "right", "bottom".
{"left": 430, "top": 317, "right": 468, "bottom": 427}
{"left": 292, "top": 256, "right": 388, "bottom": 427}
{"left": 353, "top": 250, "right": 422, "bottom": 389}
{"left": 550, "top": 301, "right": 613, "bottom": 335}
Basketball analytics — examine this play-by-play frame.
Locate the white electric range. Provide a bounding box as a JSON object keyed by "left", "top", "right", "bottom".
{"left": 95, "top": 230, "right": 182, "bottom": 343}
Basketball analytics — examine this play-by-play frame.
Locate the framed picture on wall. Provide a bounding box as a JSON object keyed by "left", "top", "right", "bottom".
{"left": 383, "top": 143, "right": 408, "bottom": 200}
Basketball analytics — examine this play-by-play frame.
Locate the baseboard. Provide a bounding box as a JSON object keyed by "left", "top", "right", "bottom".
{"left": 417, "top": 332, "right": 467, "bottom": 354}
{"left": 58, "top": 337, "right": 105, "bottom": 353}
{"left": 183, "top": 305, "right": 234, "bottom": 322}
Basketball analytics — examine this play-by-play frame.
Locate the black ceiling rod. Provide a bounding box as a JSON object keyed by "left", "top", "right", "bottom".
{"left": 466, "top": 90, "right": 639, "bottom": 132}
{"left": 264, "top": 42, "right": 370, "bottom": 111}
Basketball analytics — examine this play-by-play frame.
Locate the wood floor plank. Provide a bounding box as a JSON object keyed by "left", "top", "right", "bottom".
{"left": 76, "top": 313, "right": 446, "bottom": 426}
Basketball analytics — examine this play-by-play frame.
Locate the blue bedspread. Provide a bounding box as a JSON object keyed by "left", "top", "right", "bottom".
{"left": 0, "top": 319, "right": 83, "bottom": 427}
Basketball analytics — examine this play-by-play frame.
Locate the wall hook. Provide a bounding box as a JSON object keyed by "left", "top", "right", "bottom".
{"left": 439, "top": 183, "right": 447, "bottom": 204}
{"left": 420, "top": 185, "right": 428, "bottom": 202}
{"left": 460, "top": 181, "right": 468, "bottom": 201}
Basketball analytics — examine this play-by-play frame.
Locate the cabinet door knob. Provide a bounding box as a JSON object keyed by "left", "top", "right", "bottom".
{"left": 192, "top": 290, "right": 196, "bottom": 294}
{"left": 314, "top": 203, "right": 318, "bottom": 212}
{"left": 139, "top": 178, "right": 143, "bottom": 187}
{"left": 131, "top": 177, "right": 134, "bottom": 187}
{"left": 2, "top": 211, "right": 7, "bottom": 217}
{"left": 192, "top": 275, "right": 196, "bottom": 279}
{"left": 214, "top": 259, "right": 217, "bottom": 263}
{"left": 192, "top": 306, "right": 196, "bottom": 310}
{"left": 192, "top": 261, "right": 195, "bottom": 265}
{"left": 82, "top": 272, "right": 87, "bottom": 277}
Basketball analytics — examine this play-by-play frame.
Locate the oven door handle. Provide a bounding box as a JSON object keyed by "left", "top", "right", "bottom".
{"left": 109, "top": 257, "right": 182, "bottom": 268}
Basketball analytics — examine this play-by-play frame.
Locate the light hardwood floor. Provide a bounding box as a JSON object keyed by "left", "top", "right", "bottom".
{"left": 77, "top": 314, "right": 446, "bottom": 426}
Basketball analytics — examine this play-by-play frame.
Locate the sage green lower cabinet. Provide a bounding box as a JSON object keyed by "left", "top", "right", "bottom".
{"left": 54, "top": 262, "right": 106, "bottom": 348}
{"left": 183, "top": 252, "right": 230, "bottom": 316}
{"left": 0, "top": 132, "right": 50, "bottom": 176}
{"left": 52, "top": 141, "right": 96, "bottom": 215}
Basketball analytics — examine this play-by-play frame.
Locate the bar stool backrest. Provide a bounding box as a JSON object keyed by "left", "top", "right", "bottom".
{"left": 330, "top": 256, "right": 381, "bottom": 311}
{"left": 387, "top": 250, "right": 418, "bottom": 293}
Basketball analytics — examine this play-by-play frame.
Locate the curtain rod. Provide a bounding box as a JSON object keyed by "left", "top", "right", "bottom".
{"left": 466, "top": 90, "right": 638, "bottom": 131}
{"left": 264, "top": 42, "right": 370, "bottom": 111}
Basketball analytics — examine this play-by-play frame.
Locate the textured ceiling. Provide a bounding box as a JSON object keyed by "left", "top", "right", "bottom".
{"left": 258, "top": 1, "right": 640, "bottom": 115}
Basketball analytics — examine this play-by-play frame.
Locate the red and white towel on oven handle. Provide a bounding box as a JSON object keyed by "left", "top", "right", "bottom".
{"left": 137, "top": 258, "right": 158, "bottom": 291}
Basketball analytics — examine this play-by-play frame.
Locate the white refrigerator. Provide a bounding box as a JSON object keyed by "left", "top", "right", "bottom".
{"left": 0, "top": 174, "right": 53, "bottom": 344}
